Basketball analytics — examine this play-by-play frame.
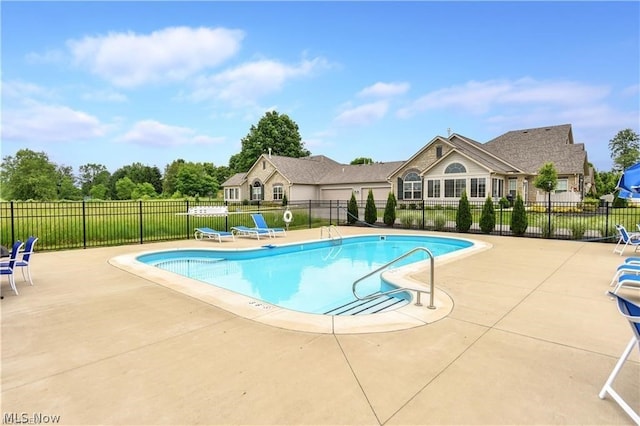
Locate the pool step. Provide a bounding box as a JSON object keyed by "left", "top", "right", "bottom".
{"left": 323, "top": 294, "right": 408, "bottom": 315}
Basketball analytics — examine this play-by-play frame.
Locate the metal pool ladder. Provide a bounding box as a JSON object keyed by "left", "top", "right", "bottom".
{"left": 352, "top": 247, "right": 436, "bottom": 309}
{"left": 321, "top": 225, "right": 343, "bottom": 243}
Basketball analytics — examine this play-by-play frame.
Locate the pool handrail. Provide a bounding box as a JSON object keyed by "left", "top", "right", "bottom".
{"left": 352, "top": 247, "right": 436, "bottom": 309}
{"left": 320, "top": 225, "right": 343, "bottom": 242}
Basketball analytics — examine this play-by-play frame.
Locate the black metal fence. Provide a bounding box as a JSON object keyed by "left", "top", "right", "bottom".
{"left": 1, "top": 199, "right": 637, "bottom": 252}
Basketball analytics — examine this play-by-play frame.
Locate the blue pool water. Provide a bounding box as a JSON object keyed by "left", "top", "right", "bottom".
{"left": 137, "top": 235, "right": 472, "bottom": 315}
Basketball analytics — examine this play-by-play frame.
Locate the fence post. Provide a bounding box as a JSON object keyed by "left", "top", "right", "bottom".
{"left": 308, "top": 200, "right": 312, "bottom": 228}
{"left": 421, "top": 200, "right": 425, "bottom": 230}
{"left": 139, "top": 200, "right": 144, "bottom": 244}
{"left": 82, "top": 201, "right": 87, "bottom": 249}
{"left": 9, "top": 201, "right": 15, "bottom": 244}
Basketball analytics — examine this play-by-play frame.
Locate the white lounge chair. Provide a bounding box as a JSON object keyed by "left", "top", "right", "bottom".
{"left": 231, "top": 226, "right": 272, "bottom": 240}
{"left": 251, "top": 213, "right": 286, "bottom": 237}
{"left": 194, "top": 227, "right": 235, "bottom": 243}
{"left": 599, "top": 292, "right": 640, "bottom": 424}
{"left": 613, "top": 225, "right": 640, "bottom": 255}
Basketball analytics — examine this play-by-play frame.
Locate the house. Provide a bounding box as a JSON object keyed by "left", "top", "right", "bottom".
{"left": 223, "top": 124, "right": 594, "bottom": 205}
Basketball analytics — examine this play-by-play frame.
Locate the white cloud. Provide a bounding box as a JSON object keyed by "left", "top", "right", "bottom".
{"left": 1, "top": 103, "right": 106, "bottom": 142}
{"left": 117, "top": 120, "right": 225, "bottom": 147}
{"left": 358, "top": 82, "right": 410, "bottom": 98}
{"left": 334, "top": 101, "right": 389, "bottom": 126}
{"left": 192, "top": 57, "right": 330, "bottom": 107}
{"left": 2, "top": 80, "right": 57, "bottom": 101}
{"left": 67, "top": 26, "right": 244, "bottom": 87}
{"left": 82, "top": 89, "right": 128, "bottom": 103}
{"left": 397, "top": 78, "right": 611, "bottom": 118}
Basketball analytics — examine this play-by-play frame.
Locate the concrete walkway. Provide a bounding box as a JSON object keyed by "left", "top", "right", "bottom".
{"left": 1, "top": 227, "right": 638, "bottom": 425}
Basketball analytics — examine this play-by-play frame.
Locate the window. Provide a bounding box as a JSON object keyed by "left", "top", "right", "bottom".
{"left": 402, "top": 172, "right": 422, "bottom": 200}
{"left": 252, "top": 181, "right": 262, "bottom": 200}
{"left": 445, "top": 162, "right": 466, "bottom": 174}
{"left": 436, "top": 146, "right": 443, "bottom": 158}
{"left": 470, "top": 178, "right": 486, "bottom": 198}
{"left": 556, "top": 178, "right": 568, "bottom": 192}
{"left": 262, "top": 161, "right": 266, "bottom": 170}
{"left": 491, "top": 178, "right": 504, "bottom": 198}
{"left": 273, "top": 184, "right": 283, "bottom": 200}
{"left": 444, "top": 179, "right": 466, "bottom": 197}
{"left": 508, "top": 178, "right": 517, "bottom": 196}
{"left": 427, "top": 179, "right": 440, "bottom": 198}
{"left": 224, "top": 188, "right": 240, "bottom": 201}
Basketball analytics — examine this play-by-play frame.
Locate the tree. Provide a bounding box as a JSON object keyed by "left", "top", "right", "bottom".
{"left": 78, "top": 163, "right": 110, "bottom": 197}
{"left": 57, "top": 165, "right": 82, "bottom": 200}
{"left": 347, "top": 193, "right": 359, "bottom": 224}
{"left": 229, "top": 111, "right": 310, "bottom": 173}
{"left": 131, "top": 182, "right": 157, "bottom": 199}
{"left": 594, "top": 170, "right": 619, "bottom": 197}
{"left": 115, "top": 177, "right": 136, "bottom": 200}
{"left": 175, "top": 163, "right": 218, "bottom": 197}
{"left": 89, "top": 183, "right": 108, "bottom": 200}
{"left": 109, "top": 162, "right": 163, "bottom": 199}
{"left": 533, "top": 162, "right": 558, "bottom": 193}
{"left": 350, "top": 157, "right": 374, "bottom": 165}
{"left": 162, "top": 159, "right": 186, "bottom": 196}
{"left": 510, "top": 193, "right": 528, "bottom": 236}
{"left": 479, "top": 196, "right": 496, "bottom": 234}
{"left": 0, "top": 149, "right": 58, "bottom": 200}
{"left": 456, "top": 191, "right": 472, "bottom": 232}
{"left": 383, "top": 192, "right": 397, "bottom": 226}
{"left": 609, "top": 128, "right": 640, "bottom": 172}
{"left": 364, "top": 189, "right": 377, "bottom": 225}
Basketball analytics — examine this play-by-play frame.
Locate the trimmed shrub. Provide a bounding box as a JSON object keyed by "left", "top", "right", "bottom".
{"left": 433, "top": 214, "right": 446, "bottom": 231}
{"left": 510, "top": 193, "right": 528, "bottom": 236}
{"left": 347, "top": 193, "right": 359, "bottom": 224}
{"left": 499, "top": 197, "right": 511, "bottom": 209}
{"left": 398, "top": 211, "right": 415, "bottom": 228}
{"left": 383, "top": 192, "right": 397, "bottom": 226}
{"left": 364, "top": 189, "right": 377, "bottom": 225}
{"left": 456, "top": 191, "right": 472, "bottom": 233}
{"left": 479, "top": 196, "right": 496, "bottom": 234}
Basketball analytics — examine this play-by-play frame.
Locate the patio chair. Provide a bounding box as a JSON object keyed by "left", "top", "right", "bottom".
{"left": 613, "top": 225, "right": 640, "bottom": 256}
{"left": 250, "top": 213, "right": 286, "bottom": 237}
{"left": 610, "top": 262, "right": 640, "bottom": 287}
{"left": 0, "top": 240, "right": 24, "bottom": 297}
{"left": 612, "top": 274, "right": 640, "bottom": 295}
{"left": 0, "top": 236, "right": 38, "bottom": 286}
{"left": 599, "top": 292, "right": 640, "bottom": 424}
{"left": 194, "top": 227, "right": 235, "bottom": 243}
{"left": 231, "top": 226, "right": 273, "bottom": 240}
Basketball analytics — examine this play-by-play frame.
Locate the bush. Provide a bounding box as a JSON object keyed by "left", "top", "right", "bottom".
{"left": 510, "top": 193, "right": 528, "bottom": 236}
{"left": 456, "top": 191, "right": 472, "bottom": 233}
{"left": 499, "top": 197, "right": 511, "bottom": 209}
{"left": 568, "top": 219, "right": 586, "bottom": 240}
{"left": 383, "top": 192, "right": 397, "bottom": 226}
{"left": 433, "top": 214, "right": 446, "bottom": 231}
{"left": 364, "top": 190, "right": 377, "bottom": 225}
{"left": 347, "top": 193, "right": 359, "bottom": 224}
{"left": 479, "top": 196, "right": 496, "bottom": 234}
{"left": 397, "top": 211, "right": 415, "bottom": 229}
{"left": 541, "top": 217, "right": 555, "bottom": 238}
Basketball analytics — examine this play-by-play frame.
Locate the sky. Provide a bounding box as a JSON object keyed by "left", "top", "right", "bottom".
{"left": 2, "top": 1, "right": 639, "bottom": 176}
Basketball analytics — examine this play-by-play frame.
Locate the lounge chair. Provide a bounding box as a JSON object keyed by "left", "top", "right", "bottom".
{"left": 231, "top": 226, "right": 273, "bottom": 240}
{"left": 611, "top": 274, "right": 640, "bottom": 295}
{"left": 609, "top": 262, "right": 640, "bottom": 287}
{"left": 251, "top": 213, "right": 286, "bottom": 237}
{"left": 194, "top": 227, "right": 234, "bottom": 243}
{"left": 613, "top": 225, "right": 640, "bottom": 255}
{"left": 599, "top": 292, "right": 640, "bottom": 424}
{"left": 0, "top": 240, "right": 24, "bottom": 297}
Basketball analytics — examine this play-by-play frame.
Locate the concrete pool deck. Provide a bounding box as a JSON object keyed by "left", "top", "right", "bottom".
{"left": 1, "top": 227, "right": 639, "bottom": 424}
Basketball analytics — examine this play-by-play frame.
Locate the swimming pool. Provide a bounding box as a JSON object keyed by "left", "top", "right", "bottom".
{"left": 137, "top": 235, "right": 473, "bottom": 315}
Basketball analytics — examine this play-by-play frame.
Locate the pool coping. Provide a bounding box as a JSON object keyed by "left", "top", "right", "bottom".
{"left": 109, "top": 234, "right": 492, "bottom": 334}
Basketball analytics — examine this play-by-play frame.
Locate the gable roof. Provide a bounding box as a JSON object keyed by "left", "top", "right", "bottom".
{"left": 317, "top": 161, "right": 405, "bottom": 184}
{"left": 483, "top": 124, "right": 586, "bottom": 174}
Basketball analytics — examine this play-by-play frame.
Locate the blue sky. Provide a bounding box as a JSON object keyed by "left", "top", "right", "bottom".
{"left": 2, "top": 1, "right": 639, "bottom": 175}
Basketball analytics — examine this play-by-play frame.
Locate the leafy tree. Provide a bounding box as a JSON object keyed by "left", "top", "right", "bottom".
{"left": 131, "top": 182, "right": 157, "bottom": 199}
{"left": 510, "top": 193, "right": 528, "bottom": 236}
{"left": 229, "top": 111, "right": 310, "bottom": 173}
{"left": 609, "top": 128, "right": 640, "bottom": 172}
{"left": 383, "top": 192, "right": 397, "bottom": 226}
{"left": 455, "top": 191, "right": 472, "bottom": 232}
{"left": 533, "top": 162, "right": 558, "bottom": 193}
{"left": 115, "top": 177, "right": 136, "bottom": 200}
{"left": 594, "top": 170, "right": 619, "bottom": 197}
{"left": 56, "top": 165, "right": 82, "bottom": 200}
{"left": 162, "top": 159, "right": 186, "bottom": 196}
{"left": 0, "top": 149, "right": 58, "bottom": 200}
{"left": 351, "top": 157, "right": 374, "bottom": 165}
{"left": 109, "top": 162, "right": 162, "bottom": 198}
{"left": 78, "top": 163, "right": 110, "bottom": 197}
{"left": 174, "top": 163, "right": 218, "bottom": 197}
{"left": 479, "top": 196, "right": 495, "bottom": 234}
{"left": 89, "top": 183, "right": 108, "bottom": 200}
{"left": 347, "top": 193, "right": 359, "bottom": 224}
{"left": 364, "top": 189, "right": 377, "bottom": 224}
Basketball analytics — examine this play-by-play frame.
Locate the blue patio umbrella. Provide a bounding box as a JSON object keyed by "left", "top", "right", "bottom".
{"left": 617, "top": 163, "right": 640, "bottom": 199}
